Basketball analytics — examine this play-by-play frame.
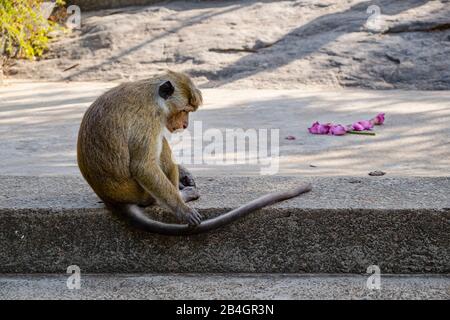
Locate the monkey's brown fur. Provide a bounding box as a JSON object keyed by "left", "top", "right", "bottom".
{"left": 78, "top": 71, "right": 203, "bottom": 225}
{"left": 78, "top": 71, "right": 312, "bottom": 235}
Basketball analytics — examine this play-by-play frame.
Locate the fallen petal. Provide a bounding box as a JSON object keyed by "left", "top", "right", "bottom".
{"left": 329, "top": 124, "right": 347, "bottom": 135}
{"left": 373, "top": 113, "right": 385, "bottom": 125}
{"left": 352, "top": 122, "right": 365, "bottom": 131}
{"left": 318, "top": 123, "right": 331, "bottom": 134}
{"left": 308, "top": 121, "right": 320, "bottom": 134}
{"left": 358, "top": 120, "right": 373, "bottom": 130}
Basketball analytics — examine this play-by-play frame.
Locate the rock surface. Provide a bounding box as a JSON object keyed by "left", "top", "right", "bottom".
{"left": 7, "top": 0, "right": 450, "bottom": 90}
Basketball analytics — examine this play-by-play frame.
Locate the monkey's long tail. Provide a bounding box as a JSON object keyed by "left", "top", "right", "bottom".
{"left": 114, "top": 183, "right": 312, "bottom": 236}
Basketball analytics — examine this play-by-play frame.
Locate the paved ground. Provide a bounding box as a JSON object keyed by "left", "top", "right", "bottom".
{"left": 0, "top": 274, "right": 448, "bottom": 300}
{"left": 0, "top": 81, "right": 449, "bottom": 176}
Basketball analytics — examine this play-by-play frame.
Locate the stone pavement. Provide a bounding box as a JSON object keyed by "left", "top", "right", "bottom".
{"left": 0, "top": 81, "right": 449, "bottom": 177}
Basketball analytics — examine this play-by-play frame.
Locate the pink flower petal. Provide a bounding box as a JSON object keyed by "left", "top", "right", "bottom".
{"left": 318, "top": 123, "right": 331, "bottom": 134}
{"left": 308, "top": 121, "right": 320, "bottom": 134}
{"left": 308, "top": 122, "right": 330, "bottom": 134}
{"left": 358, "top": 120, "right": 373, "bottom": 130}
{"left": 329, "top": 124, "right": 347, "bottom": 135}
{"left": 373, "top": 113, "right": 385, "bottom": 125}
{"left": 352, "top": 122, "right": 365, "bottom": 131}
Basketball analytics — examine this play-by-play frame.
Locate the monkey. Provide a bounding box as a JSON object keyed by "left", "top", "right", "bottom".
{"left": 77, "top": 70, "right": 312, "bottom": 236}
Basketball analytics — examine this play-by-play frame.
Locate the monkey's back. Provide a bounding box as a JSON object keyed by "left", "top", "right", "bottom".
{"left": 77, "top": 82, "right": 157, "bottom": 204}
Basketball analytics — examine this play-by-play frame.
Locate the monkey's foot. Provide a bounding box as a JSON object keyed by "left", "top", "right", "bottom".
{"left": 180, "top": 186, "right": 200, "bottom": 203}
{"left": 178, "top": 165, "right": 196, "bottom": 190}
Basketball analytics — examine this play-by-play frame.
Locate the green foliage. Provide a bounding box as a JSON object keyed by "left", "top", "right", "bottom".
{"left": 0, "top": 0, "right": 65, "bottom": 59}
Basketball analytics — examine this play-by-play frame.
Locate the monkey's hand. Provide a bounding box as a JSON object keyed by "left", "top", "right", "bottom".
{"left": 178, "top": 165, "right": 196, "bottom": 190}
{"left": 177, "top": 205, "right": 202, "bottom": 226}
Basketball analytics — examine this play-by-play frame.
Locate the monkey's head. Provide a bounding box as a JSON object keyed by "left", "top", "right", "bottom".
{"left": 158, "top": 71, "right": 203, "bottom": 133}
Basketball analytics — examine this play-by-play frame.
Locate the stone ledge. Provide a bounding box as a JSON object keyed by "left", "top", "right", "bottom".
{"left": 1, "top": 274, "right": 448, "bottom": 300}
{"left": 0, "top": 176, "right": 449, "bottom": 273}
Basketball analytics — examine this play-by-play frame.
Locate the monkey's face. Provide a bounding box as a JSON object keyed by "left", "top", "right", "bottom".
{"left": 166, "top": 110, "right": 190, "bottom": 133}
{"left": 158, "top": 73, "right": 203, "bottom": 133}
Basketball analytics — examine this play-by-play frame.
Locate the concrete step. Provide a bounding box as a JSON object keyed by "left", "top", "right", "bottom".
{"left": 0, "top": 175, "right": 449, "bottom": 273}
{"left": 0, "top": 274, "right": 448, "bottom": 300}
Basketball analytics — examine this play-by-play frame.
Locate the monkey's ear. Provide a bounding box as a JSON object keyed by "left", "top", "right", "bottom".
{"left": 158, "top": 81, "right": 174, "bottom": 100}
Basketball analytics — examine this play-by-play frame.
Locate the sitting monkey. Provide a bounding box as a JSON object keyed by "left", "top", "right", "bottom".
{"left": 77, "top": 71, "right": 311, "bottom": 235}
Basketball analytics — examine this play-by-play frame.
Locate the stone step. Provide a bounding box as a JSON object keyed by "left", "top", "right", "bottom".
{"left": 0, "top": 176, "right": 448, "bottom": 273}
{"left": 0, "top": 274, "right": 448, "bottom": 300}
